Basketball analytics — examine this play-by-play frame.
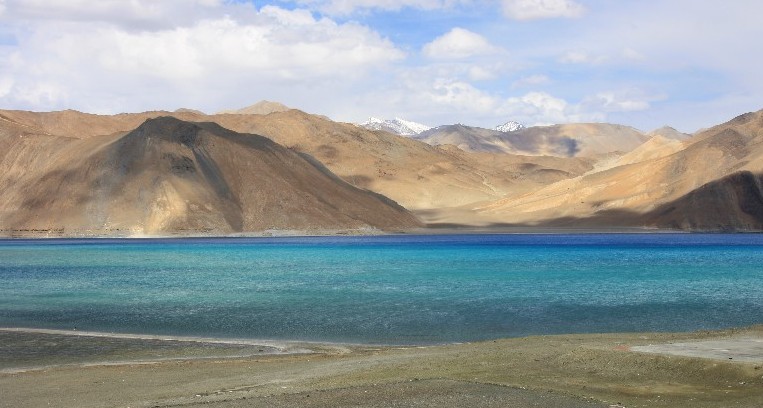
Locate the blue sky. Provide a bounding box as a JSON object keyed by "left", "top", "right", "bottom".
{"left": 0, "top": 0, "right": 761, "bottom": 132}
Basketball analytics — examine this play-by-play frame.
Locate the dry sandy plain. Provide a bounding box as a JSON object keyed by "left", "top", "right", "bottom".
{"left": 1, "top": 326, "right": 762, "bottom": 408}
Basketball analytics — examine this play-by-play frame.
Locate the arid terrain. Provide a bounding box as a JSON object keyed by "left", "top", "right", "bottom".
{"left": 1, "top": 103, "right": 762, "bottom": 235}
{"left": 0, "top": 111, "right": 421, "bottom": 236}
{"left": 1, "top": 326, "right": 761, "bottom": 408}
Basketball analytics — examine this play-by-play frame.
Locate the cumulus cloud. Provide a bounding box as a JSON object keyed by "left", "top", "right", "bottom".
{"left": 0, "top": 3, "right": 404, "bottom": 113}
{"left": 499, "top": 91, "right": 601, "bottom": 125}
{"left": 468, "top": 65, "right": 499, "bottom": 81}
{"left": 361, "top": 65, "right": 605, "bottom": 127}
{"left": 428, "top": 78, "right": 498, "bottom": 112}
{"left": 512, "top": 74, "right": 550, "bottom": 88}
{"left": 582, "top": 89, "right": 665, "bottom": 113}
{"left": 287, "top": 0, "right": 471, "bottom": 15}
{"left": 621, "top": 48, "right": 645, "bottom": 61}
{"left": 3, "top": 0, "right": 224, "bottom": 30}
{"left": 0, "top": 76, "right": 13, "bottom": 98}
{"left": 502, "top": 0, "right": 584, "bottom": 20}
{"left": 559, "top": 48, "right": 647, "bottom": 65}
{"left": 584, "top": 93, "right": 649, "bottom": 112}
{"left": 423, "top": 28, "right": 501, "bottom": 59}
{"left": 559, "top": 50, "right": 608, "bottom": 65}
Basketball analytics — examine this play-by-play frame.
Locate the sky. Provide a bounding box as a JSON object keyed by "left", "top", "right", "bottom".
{"left": 0, "top": 0, "right": 761, "bottom": 132}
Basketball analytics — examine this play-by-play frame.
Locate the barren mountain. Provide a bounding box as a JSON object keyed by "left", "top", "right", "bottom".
{"left": 0, "top": 109, "right": 204, "bottom": 139}
{"left": 415, "top": 125, "right": 512, "bottom": 154}
{"left": 0, "top": 107, "right": 592, "bottom": 221}
{"left": 417, "top": 123, "right": 649, "bottom": 157}
{"left": 648, "top": 126, "right": 691, "bottom": 141}
{"left": 590, "top": 135, "right": 687, "bottom": 172}
{"left": 217, "top": 100, "right": 291, "bottom": 115}
{"left": 642, "top": 171, "right": 763, "bottom": 230}
{"left": 0, "top": 117, "right": 421, "bottom": 236}
{"left": 205, "top": 110, "right": 593, "bottom": 212}
{"left": 4, "top": 104, "right": 762, "bottom": 232}
{"left": 476, "top": 109, "right": 763, "bottom": 230}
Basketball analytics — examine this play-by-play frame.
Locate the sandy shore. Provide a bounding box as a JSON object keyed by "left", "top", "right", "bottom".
{"left": 1, "top": 327, "right": 762, "bottom": 407}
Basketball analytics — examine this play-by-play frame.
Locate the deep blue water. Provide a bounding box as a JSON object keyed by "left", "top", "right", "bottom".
{"left": 1, "top": 234, "right": 762, "bottom": 344}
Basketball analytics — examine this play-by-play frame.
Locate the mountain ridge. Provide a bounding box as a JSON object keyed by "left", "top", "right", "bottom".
{"left": 3, "top": 103, "right": 763, "bottom": 232}
{"left": 359, "top": 117, "right": 432, "bottom": 136}
{"left": 0, "top": 116, "right": 421, "bottom": 236}
{"left": 415, "top": 122, "right": 648, "bottom": 157}
{"left": 217, "top": 100, "right": 291, "bottom": 115}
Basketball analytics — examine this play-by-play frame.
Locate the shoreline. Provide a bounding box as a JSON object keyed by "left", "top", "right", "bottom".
{"left": 0, "top": 225, "right": 724, "bottom": 239}
{"left": 1, "top": 326, "right": 762, "bottom": 407}
{"left": 0, "top": 327, "right": 380, "bottom": 349}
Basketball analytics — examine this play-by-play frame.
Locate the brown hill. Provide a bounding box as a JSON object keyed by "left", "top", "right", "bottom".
{"left": 648, "top": 126, "right": 691, "bottom": 141}
{"left": 589, "top": 135, "right": 687, "bottom": 172}
{"left": 217, "top": 100, "right": 291, "bottom": 115}
{"left": 476, "top": 109, "right": 763, "bottom": 230}
{"left": 204, "top": 110, "right": 593, "bottom": 214}
{"left": 642, "top": 171, "right": 763, "bottom": 231}
{"left": 0, "top": 108, "right": 591, "bottom": 214}
{"left": 416, "top": 123, "right": 648, "bottom": 158}
{"left": 9, "top": 106, "right": 762, "bottom": 231}
{"left": 0, "top": 109, "right": 204, "bottom": 139}
{"left": 0, "top": 117, "right": 421, "bottom": 236}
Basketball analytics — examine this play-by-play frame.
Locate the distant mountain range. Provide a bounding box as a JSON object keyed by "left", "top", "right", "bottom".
{"left": 360, "top": 117, "right": 658, "bottom": 158}
{"left": 414, "top": 122, "right": 650, "bottom": 157}
{"left": 359, "top": 117, "right": 432, "bottom": 136}
{"left": 359, "top": 117, "right": 526, "bottom": 136}
{"left": 1, "top": 100, "right": 761, "bottom": 234}
{"left": 477, "top": 110, "right": 763, "bottom": 230}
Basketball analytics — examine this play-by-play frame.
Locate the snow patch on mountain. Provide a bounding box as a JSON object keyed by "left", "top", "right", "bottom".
{"left": 495, "top": 121, "right": 525, "bottom": 133}
{"left": 360, "top": 117, "right": 432, "bottom": 136}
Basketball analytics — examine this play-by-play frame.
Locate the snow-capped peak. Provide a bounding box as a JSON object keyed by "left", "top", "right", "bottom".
{"left": 359, "top": 117, "right": 432, "bottom": 136}
{"left": 495, "top": 121, "right": 525, "bottom": 133}
{"left": 392, "top": 117, "right": 432, "bottom": 135}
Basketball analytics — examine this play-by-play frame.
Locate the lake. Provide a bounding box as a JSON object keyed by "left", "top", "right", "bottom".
{"left": 1, "top": 234, "right": 762, "bottom": 344}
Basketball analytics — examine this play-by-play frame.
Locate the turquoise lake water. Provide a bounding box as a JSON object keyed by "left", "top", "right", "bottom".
{"left": 1, "top": 234, "right": 762, "bottom": 344}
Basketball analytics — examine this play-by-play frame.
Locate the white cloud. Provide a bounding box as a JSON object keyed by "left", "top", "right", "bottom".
{"left": 3, "top": 0, "right": 224, "bottom": 30}
{"left": 499, "top": 91, "right": 601, "bottom": 125}
{"left": 468, "top": 65, "right": 498, "bottom": 81}
{"left": 287, "top": 0, "right": 471, "bottom": 15}
{"left": 621, "top": 48, "right": 644, "bottom": 61}
{"left": 0, "top": 5, "right": 404, "bottom": 112}
{"left": 512, "top": 74, "right": 550, "bottom": 88}
{"left": 582, "top": 89, "right": 665, "bottom": 113}
{"left": 585, "top": 93, "right": 649, "bottom": 112}
{"left": 357, "top": 66, "right": 605, "bottom": 127}
{"left": 423, "top": 28, "right": 501, "bottom": 59}
{"left": 429, "top": 78, "right": 498, "bottom": 112}
{"left": 559, "top": 50, "right": 608, "bottom": 65}
{"left": 0, "top": 76, "right": 12, "bottom": 98}
{"left": 14, "top": 81, "right": 67, "bottom": 106}
{"left": 559, "top": 48, "right": 645, "bottom": 66}
{"left": 502, "top": 0, "right": 584, "bottom": 20}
